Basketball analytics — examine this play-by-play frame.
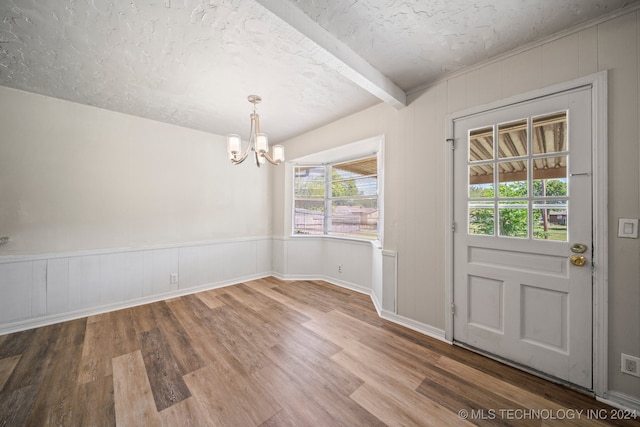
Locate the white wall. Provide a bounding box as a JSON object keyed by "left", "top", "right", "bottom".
{"left": 0, "top": 86, "right": 275, "bottom": 332}
{"left": 0, "top": 86, "right": 272, "bottom": 255}
{"left": 275, "top": 9, "right": 640, "bottom": 406}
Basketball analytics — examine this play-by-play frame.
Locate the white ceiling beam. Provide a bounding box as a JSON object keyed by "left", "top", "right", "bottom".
{"left": 254, "top": 0, "right": 406, "bottom": 109}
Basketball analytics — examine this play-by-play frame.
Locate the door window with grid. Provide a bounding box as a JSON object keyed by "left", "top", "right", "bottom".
{"left": 468, "top": 112, "right": 568, "bottom": 241}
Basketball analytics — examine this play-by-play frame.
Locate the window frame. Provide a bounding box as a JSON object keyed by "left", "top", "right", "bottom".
{"left": 289, "top": 136, "right": 384, "bottom": 243}
{"left": 293, "top": 155, "right": 379, "bottom": 241}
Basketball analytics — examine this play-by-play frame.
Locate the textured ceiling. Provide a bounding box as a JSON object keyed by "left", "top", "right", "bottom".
{"left": 0, "top": 0, "right": 638, "bottom": 143}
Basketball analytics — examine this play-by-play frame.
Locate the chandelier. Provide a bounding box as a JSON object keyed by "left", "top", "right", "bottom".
{"left": 227, "top": 95, "right": 284, "bottom": 167}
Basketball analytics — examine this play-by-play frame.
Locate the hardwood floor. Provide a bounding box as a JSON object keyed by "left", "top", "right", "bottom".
{"left": 0, "top": 277, "right": 637, "bottom": 426}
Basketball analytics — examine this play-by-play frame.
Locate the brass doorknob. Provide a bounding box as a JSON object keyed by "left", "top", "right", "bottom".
{"left": 570, "top": 255, "right": 587, "bottom": 267}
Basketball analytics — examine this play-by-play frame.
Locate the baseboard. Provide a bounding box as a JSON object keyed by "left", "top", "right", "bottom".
{"left": 370, "top": 289, "right": 383, "bottom": 317}
{"left": 277, "top": 274, "right": 371, "bottom": 296}
{"left": 598, "top": 390, "right": 640, "bottom": 413}
{"left": 380, "top": 310, "right": 449, "bottom": 343}
{"left": 0, "top": 272, "right": 270, "bottom": 336}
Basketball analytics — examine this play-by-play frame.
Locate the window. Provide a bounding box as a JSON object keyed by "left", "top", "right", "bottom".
{"left": 467, "top": 111, "right": 568, "bottom": 241}
{"left": 294, "top": 156, "right": 378, "bottom": 240}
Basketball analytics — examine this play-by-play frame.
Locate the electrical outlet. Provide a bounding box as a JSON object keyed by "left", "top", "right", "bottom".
{"left": 338, "top": 265, "right": 342, "bottom": 273}
{"left": 170, "top": 273, "right": 178, "bottom": 284}
{"left": 621, "top": 354, "right": 640, "bottom": 377}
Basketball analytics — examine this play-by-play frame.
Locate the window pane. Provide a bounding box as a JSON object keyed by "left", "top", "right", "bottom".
{"left": 533, "top": 201, "right": 568, "bottom": 241}
{"left": 294, "top": 166, "right": 325, "bottom": 198}
{"left": 333, "top": 157, "right": 377, "bottom": 178}
{"left": 498, "top": 204, "right": 528, "bottom": 238}
{"left": 329, "top": 199, "right": 378, "bottom": 239}
{"left": 293, "top": 200, "right": 324, "bottom": 235}
{"left": 533, "top": 156, "right": 567, "bottom": 197}
{"left": 332, "top": 176, "right": 377, "bottom": 198}
{"left": 498, "top": 119, "right": 527, "bottom": 159}
{"left": 532, "top": 112, "right": 567, "bottom": 155}
{"left": 498, "top": 160, "right": 527, "bottom": 197}
{"left": 293, "top": 155, "right": 379, "bottom": 240}
{"left": 469, "top": 126, "right": 494, "bottom": 162}
{"left": 469, "top": 203, "right": 494, "bottom": 236}
{"left": 469, "top": 164, "right": 494, "bottom": 198}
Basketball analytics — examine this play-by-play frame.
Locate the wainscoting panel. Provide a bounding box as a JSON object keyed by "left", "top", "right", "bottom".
{"left": 324, "top": 238, "right": 373, "bottom": 290}
{"left": 277, "top": 237, "right": 373, "bottom": 294}
{"left": 142, "top": 248, "right": 180, "bottom": 296}
{"left": 68, "top": 255, "right": 102, "bottom": 309}
{"left": 0, "top": 260, "right": 46, "bottom": 323}
{"left": 0, "top": 238, "right": 272, "bottom": 334}
{"left": 382, "top": 250, "right": 397, "bottom": 313}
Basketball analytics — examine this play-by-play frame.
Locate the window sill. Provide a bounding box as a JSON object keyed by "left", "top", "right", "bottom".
{"left": 289, "top": 234, "right": 382, "bottom": 248}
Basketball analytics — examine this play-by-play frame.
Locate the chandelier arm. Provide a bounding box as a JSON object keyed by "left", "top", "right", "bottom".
{"left": 231, "top": 152, "right": 250, "bottom": 165}
{"left": 254, "top": 150, "right": 262, "bottom": 167}
{"left": 234, "top": 144, "right": 252, "bottom": 163}
{"left": 261, "top": 152, "right": 282, "bottom": 165}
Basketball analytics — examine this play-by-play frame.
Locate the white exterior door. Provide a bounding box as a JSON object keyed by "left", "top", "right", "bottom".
{"left": 452, "top": 87, "right": 593, "bottom": 389}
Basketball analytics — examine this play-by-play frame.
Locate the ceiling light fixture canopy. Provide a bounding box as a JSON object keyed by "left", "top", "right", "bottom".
{"left": 227, "top": 95, "right": 284, "bottom": 167}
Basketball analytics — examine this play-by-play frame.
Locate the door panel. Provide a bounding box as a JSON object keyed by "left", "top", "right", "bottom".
{"left": 453, "top": 87, "right": 593, "bottom": 389}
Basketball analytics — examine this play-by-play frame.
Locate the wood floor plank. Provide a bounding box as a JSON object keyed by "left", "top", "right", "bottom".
{"left": 194, "top": 289, "right": 226, "bottom": 310}
{"left": 264, "top": 345, "right": 384, "bottom": 426}
{"left": 331, "top": 340, "right": 433, "bottom": 392}
{"left": 351, "top": 382, "right": 475, "bottom": 427}
{"left": 245, "top": 282, "right": 313, "bottom": 326}
{"left": 1, "top": 323, "right": 61, "bottom": 392}
{"left": 201, "top": 305, "right": 275, "bottom": 374}
{"left": 184, "top": 361, "right": 281, "bottom": 426}
{"left": 275, "top": 320, "right": 343, "bottom": 359}
{"left": 0, "top": 355, "right": 20, "bottom": 392}
{"left": 113, "top": 351, "right": 161, "bottom": 426}
{"left": 0, "top": 325, "right": 61, "bottom": 425}
{"left": 109, "top": 309, "right": 139, "bottom": 358}
{"left": 416, "top": 364, "right": 540, "bottom": 427}
{"left": 23, "top": 344, "right": 84, "bottom": 426}
{"left": 147, "top": 301, "right": 205, "bottom": 375}
{"left": 54, "top": 317, "right": 87, "bottom": 350}
{"left": 0, "top": 385, "right": 39, "bottom": 426}
{"left": 159, "top": 396, "right": 214, "bottom": 427}
{"left": 75, "top": 374, "right": 116, "bottom": 427}
{"left": 138, "top": 328, "right": 191, "bottom": 412}
{"left": 224, "top": 282, "right": 273, "bottom": 312}
{"left": 164, "top": 295, "right": 215, "bottom": 338}
{"left": 358, "top": 331, "right": 441, "bottom": 374}
{"left": 272, "top": 281, "right": 337, "bottom": 313}
{"left": 129, "top": 303, "right": 157, "bottom": 333}
{"left": 249, "top": 281, "right": 326, "bottom": 320}
{"left": 78, "top": 317, "right": 113, "bottom": 385}
{"left": 272, "top": 342, "right": 364, "bottom": 397}
{"left": 215, "top": 294, "right": 282, "bottom": 349}
{"left": 251, "top": 276, "right": 287, "bottom": 288}
{"left": 253, "top": 363, "right": 341, "bottom": 426}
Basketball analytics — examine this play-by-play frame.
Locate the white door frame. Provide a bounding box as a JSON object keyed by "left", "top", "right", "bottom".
{"left": 444, "top": 71, "right": 608, "bottom": 396}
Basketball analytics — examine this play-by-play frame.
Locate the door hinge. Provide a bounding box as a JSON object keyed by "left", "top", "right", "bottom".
{"left": 451, "top": 302, "right": 456, "bottom": 315}
{"left": 451, "top": 222, "right": 456, "bottom": 232}
{"left": 446, "top": 138, "right": 455, "bottom": 150}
